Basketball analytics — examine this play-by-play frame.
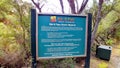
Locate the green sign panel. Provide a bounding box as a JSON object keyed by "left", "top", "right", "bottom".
{"left": 36, "top": 14, "right": 88, "bottom": 59}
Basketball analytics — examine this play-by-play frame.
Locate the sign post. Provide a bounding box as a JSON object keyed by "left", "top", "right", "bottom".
{"left": 31, "top": 9, "right": 92, "bottom": 68}
{"left": 31, "top": 9, "right": 37, "bottom": 68}
{"left": 85, "top": 13, "right": 92, "bottom": 68}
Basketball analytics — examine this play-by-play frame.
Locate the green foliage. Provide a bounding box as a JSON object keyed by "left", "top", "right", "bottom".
{"left": 95, "top": 0, "right": 120, "bottom": 48}
{"left": 59, "top": 58, "right": 75, "bottom": 68}
{"left": 98, "top": 62, "right": 108, "bottom": 68}
{"left": 115, "top": 25, "right": 120, "bottom": 40}
{"left": 0, "top": 0, "right": 32, "bottom": 67}
{"left": 0, "top": 0, "right": 14, "bottom": 18}
{"left": 90, "top": 0, "right": 120, "bottom": 58}
{"left": 97, "top": 0, "right": 120, "bottom": 34}
{"left": 106, "top": 39, "right": 114, "bottom": 45}
{"left": 0, "top": 0, "right": 120, "bottom": 67}
{"left": 0, "top": 23, "right": 15, "bottom": 37}
{"left": 114, "top": 0, "right": 120, "bottom": 12}
{"left": 39, "top": 58, "right": 75, "bottom": 68}
{"left": 0, "top": 22, "right": 21, "bottom": 53}
{"left": 97, "top": 10, "right": 119, "bottom": 33}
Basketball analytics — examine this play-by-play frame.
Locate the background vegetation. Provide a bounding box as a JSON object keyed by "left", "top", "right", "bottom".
{"left": 0, "top": 0, "right": 120, "bottom": 68}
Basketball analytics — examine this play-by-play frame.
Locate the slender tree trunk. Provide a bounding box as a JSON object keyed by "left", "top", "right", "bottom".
{"left": 91, "top": 0, "right": 103, "bottom": 46}
{"left": 77, "top": 0, "right": 88, "bottom": 14}
{"left": 75, "top": 0, "right": 79, "bottom": 12}
{"left": 68, "top": 0, "right": 76, "bottom": 14}
{"left": 59, "top": 0, "right": 64, "bottom": 13}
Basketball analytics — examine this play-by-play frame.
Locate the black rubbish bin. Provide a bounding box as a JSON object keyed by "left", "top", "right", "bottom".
{"left": 96, "top": 45, "right": 112, "bottom": 61}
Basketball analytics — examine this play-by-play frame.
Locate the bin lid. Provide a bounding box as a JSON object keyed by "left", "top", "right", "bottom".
{"left": 98, "top": 45, "right": 112, "bottom": 50}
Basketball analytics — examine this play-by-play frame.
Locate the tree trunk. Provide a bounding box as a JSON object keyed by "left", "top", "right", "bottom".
{"left": 68, "top": 0, "right": 76, "bottom": 14}
{"left": 91, "top": 0, "right": 103, "bottom": 46}
{"left": 59, "top": 0, "right": 64, "bottom": 13}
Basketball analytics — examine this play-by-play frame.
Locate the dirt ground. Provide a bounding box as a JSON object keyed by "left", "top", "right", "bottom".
{"left": 90, "top": 44, "right": 120, "bottom": 68}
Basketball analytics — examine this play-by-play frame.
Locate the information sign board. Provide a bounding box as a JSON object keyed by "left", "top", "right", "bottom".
{"left": 36, "top": 14, "right": 88, "bottom": 59}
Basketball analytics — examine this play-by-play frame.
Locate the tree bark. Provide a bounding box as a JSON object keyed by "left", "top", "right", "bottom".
{"left": 77, "top": 0, "right": 88, "bottom": 14}
{"left": 91, "top": 0, "right": 103, "bottom": 46}
{"left": 59, "top": 0, "right": 64, "bottom": 13}
{"left": 75, "top": 0, "right": 79, "bottom": 12}
{"left": 68, "top": 0, "right": 76, "bottom": 14}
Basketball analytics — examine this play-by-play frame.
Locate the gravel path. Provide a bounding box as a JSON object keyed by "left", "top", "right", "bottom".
{"left": 110, "top": 45, "right": 120, "bottom": 68}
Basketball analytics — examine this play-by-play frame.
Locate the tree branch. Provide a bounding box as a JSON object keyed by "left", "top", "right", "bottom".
{"left": 68, "top": 0, "right": 76, "bottom": 14}
{"left": 59, "top": 0, "right": 64, "bottom": 13}
{"left": 31, "top": 0, "right": 41, "bottom": 12}
{"left": 75, "top": 0, "right": 79, "bottom": 12}
{"left": 77, "top": 0, "right": 88, "bottom": 14}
